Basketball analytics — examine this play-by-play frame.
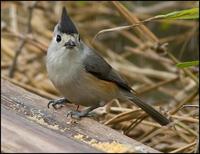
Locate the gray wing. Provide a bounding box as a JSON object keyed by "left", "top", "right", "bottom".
{"left": 83, "top": 47, "right": 132, "bottom": 92}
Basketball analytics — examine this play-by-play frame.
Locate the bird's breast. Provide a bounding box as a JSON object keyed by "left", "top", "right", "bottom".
{"left": 46, "top": 50, "right": 119, "bottom": 106}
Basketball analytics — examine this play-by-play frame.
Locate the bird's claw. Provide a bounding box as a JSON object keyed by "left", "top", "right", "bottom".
{"left": 48, "top": 100, "right": 65, "bottom": 109}
{"left": 66, "top": 110, "right": 82, "bottom": 119}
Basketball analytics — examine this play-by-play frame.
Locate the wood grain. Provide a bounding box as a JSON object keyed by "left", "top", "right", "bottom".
{"left": 1, "top": 78, "right": 160, "bottom": 153}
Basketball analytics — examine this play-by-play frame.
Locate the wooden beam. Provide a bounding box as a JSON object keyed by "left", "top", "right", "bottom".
{"left": 1, "top": 107, "right": 100, "bottom": 153}
{"left": 1, "top": 78, "right": 160, "bottom": 153}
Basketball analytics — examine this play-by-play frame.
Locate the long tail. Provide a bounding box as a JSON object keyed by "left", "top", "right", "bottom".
{"left": 124, "top": 92, "right": 170, "bottom": 125}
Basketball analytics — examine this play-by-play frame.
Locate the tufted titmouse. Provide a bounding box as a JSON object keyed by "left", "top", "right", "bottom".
{"left": 46, "top": 7, "right": 170, "bottom": 125}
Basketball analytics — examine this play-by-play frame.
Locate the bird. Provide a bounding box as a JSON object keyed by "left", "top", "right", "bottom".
{"left": 46, "top": 7, "right": 170, "bottom": 126}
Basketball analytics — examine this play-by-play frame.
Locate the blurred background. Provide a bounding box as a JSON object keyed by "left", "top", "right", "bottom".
{"left": 1, "top": 1, "right": 199, "bottom": 153}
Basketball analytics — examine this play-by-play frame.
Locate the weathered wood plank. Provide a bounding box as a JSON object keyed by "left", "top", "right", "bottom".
{"left": 1, "top": 78, "right": 160, "bottom": 153}
{"left": 1, "top": 107, "right": 101, "bottom": 153}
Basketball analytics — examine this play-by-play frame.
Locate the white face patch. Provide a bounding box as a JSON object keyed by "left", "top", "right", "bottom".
{"left": 47, "top": 25, "right": 82, "bottom": 71}
{"left": 52, "top": 24, "right": 80, "bottom": 50}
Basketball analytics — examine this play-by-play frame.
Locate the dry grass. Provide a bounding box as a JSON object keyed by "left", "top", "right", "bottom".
{"left": 1, "top": 1, "right": 199, "bottom": 153}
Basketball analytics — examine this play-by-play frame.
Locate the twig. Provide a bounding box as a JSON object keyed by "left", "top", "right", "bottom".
{"left": 139, "top": 121, "right": 162, "bottom": 128}
{"left": 169, "top": 88, "right": 198, "bottom": 115}
{"left": 169, "top": 141, "right": 196, "bottom": 153}
{"left": 137, "top": 77, "right": 178, "bottom": 94}
{"left": 176, "top": 121, "right": 198, "bottom": 136}
{"left": 182, "top": 105, "right": 199, "bottom": 108}
{"left": 111, "top": 61, "right": 177, "bottom": 80}
{"left": 111, "top": 1, "right": 159, "bottom": 43}
{"left": 139, "top": 122, "right": 173, "bottom": 143}
{"left": 124, "top": 114, "right": 148, "bottom": 135}
{"left": 10, "top": 4, "right": 18, "bottom": 32}
{"left": 8, "top": 40, "right": 26, "bottom": 77}
{"left": 138, "top": 127, "right": 158, "bottom": 141}
{"left": 171, "top": 115, "right": 199, "bottom": 123}
{"left": 174, "top": 127, "right": 192, "bottom": 143}
{"left": 8, "top": 2, "right": 37, "bottom": 78}
{"left": 124, "top": 46, "right": 173, "bottom": 64}
{"left": 3, "top": 31, "right": 48, "bottom": 51}
{"left": 195, "top": 130, "right": 199, "bottom": 153}
{"left": 104, "top": 109, "right": 143, "bottom": 125}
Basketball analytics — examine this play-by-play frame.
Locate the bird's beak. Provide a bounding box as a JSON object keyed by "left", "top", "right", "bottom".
{"left": 64, "top": 39, "right": 76, "bottom": 48}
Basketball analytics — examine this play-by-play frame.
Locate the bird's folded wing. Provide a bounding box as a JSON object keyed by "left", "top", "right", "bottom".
{"left": 83, "top": 46, "right": 132, "bottom": 92}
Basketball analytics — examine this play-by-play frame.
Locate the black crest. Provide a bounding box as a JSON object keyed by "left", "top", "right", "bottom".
{"left": 58, "top": 7, "right": 78, "bottom": 34}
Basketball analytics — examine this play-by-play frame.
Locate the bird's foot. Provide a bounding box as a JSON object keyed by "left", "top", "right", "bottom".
{"left": 66, "top": 104, "right": 102, "bottom": 119}
{"left": 66, "top": 110, "right": 94, "bottom": 119}
{"left": 48, "top": 98, "right": 70, "bottom": 109}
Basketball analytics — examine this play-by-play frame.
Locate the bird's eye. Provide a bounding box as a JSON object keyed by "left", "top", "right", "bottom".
{"left": 56, "top": 35, "right": 61, "bottom": 42}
